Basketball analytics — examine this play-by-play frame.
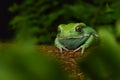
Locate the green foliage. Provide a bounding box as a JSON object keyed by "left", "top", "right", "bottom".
{"left": 115, "top": 19, "right": 120, "bottom": 39}
{"left": 78, "top": 27, "right": 120, "bottom": 80}
{"left": 0, "top": 13, "right": 69, "bottom": 80}
{"left": 0, "top": 42, "right": 68, "bottom": 80}
{"left": 9, "top": 0, "right": 120, "bottom": 44}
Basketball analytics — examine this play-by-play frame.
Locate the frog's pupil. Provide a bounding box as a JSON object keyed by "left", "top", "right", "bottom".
{"left": 75, "top": 26, "right": 82, "bottom": 32}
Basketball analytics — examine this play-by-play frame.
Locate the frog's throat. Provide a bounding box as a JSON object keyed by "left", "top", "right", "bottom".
{"left": 58, "top": 34, "right": 90, "bottom": 39}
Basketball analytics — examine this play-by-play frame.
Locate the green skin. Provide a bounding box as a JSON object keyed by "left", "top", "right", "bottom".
{"left": 54, "top": 23, "right": 98, "bottom": 54}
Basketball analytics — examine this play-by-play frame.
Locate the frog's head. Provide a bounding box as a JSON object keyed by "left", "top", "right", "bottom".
{"left": 57, "top": 23, "right": 86, "bottom": 38}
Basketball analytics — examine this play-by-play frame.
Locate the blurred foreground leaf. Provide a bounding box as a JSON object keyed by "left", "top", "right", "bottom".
{"left": 78, "top": 28, "right": 120, "bottom": 80}
{"left": 0, "top": 42, "right": 68, "bottom": 80}
{"left": 115, "top": 19, "right": 120, "bottom": 40}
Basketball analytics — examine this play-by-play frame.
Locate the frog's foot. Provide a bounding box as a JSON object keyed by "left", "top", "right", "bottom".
{"left": 63, "top": 47, "right": 69, "bottom": 51}
{"left": 58, "top": 47, "right": 69, "bottom": 53}
{"left": 73, "top": 45, "right": 86, "bottom": 55}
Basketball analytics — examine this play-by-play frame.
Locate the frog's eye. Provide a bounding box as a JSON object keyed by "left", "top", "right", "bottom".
{"left": 75, "top": 26, "right": 82, "bottom": 32}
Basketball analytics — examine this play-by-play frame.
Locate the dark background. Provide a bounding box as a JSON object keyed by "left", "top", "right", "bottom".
{"left": 0, "top": 0, "right": 22, "bottom": 41}
{"left": 0, "top": 0, "right": 120, "bottom": 44}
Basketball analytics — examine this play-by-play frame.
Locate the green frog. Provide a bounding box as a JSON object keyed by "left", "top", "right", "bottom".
{"left": 54, "top": 23, "right": 98, "bottom": 54}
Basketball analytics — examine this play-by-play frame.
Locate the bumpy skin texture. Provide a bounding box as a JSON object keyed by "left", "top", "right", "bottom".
{"left": 54, "top": 23, "right": 98, "bottom": 54}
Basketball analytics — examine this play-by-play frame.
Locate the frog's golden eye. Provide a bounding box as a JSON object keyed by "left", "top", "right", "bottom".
{"left": 75, "top": 26, "right": 82, "bottom": 32}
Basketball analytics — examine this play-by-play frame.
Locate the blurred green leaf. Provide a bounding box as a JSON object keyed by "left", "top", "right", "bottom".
{"left": 115, "top": 19, "right": 120, "bottom": 38}
{"left": 78, "top": 27, "right": 120, "bottom": 80}
{"left": 0, "top": 42, "right": 68, "bottom": 80}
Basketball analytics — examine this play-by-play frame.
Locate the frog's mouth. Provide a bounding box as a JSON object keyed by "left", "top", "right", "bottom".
{"left": 58, "top": 34, "right": 90, "bottom": 39}
{"left": 58, "top": 34, "right": 90, "bottom": 50}
{"left": 58, "top": 36, "right": 83, "bottom": 39}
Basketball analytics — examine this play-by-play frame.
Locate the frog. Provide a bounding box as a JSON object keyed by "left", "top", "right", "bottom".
{"left": 54, "top": 22, "right": 98, "bottom": 54}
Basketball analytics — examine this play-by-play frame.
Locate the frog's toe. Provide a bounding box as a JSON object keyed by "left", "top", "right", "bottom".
{"left": 80, "top": 46, "right": 85, "bottom": 55}
{"left": 73, "top": 45, "right": 86, "bottom": 54}
{"left": 63, "top": 47, "right": 69, "bottom": 51}
{"left": 58, "top": 47, "right": 69, "bottom": 53}
{"left": 56, "top": 45, "right": 63, "bottom": 53}
{"left": 80, "top": 44, "right": 87, "bottom": 54}
{"left": 73, "top": 47, "right": 80, "bottom": 52}
{"left": 58, "top": 48, "right": 63, "bottom": 53}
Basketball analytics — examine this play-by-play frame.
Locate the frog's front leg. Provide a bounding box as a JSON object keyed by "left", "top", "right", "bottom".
{"left": 55, "top": 38, "right": 69, "bottom": 53}
{"left": 73, "top": 34, "right": 95, "bottom": 54}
